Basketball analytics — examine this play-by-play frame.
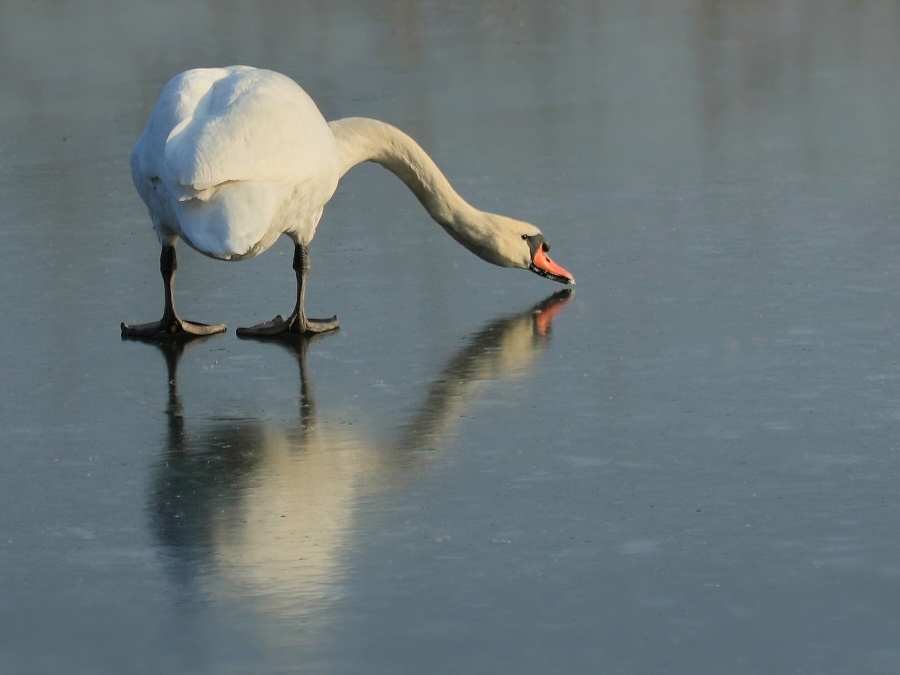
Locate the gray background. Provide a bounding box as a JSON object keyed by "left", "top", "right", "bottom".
{"left": 2, "top": 2, "right": 899, "bottom": 673}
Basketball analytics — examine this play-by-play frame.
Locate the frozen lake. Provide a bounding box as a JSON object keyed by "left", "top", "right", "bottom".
{"left": 2, "top": 2, "right": 900, "bottom": 673}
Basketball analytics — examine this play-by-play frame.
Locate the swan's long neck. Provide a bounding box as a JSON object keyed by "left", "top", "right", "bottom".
{"left": 328, "top": 117, "right": 497, "bottom": 257}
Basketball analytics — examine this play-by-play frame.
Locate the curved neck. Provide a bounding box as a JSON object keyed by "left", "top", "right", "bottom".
{"left": 328, "top": 117, "right": 483, "bottom": 242}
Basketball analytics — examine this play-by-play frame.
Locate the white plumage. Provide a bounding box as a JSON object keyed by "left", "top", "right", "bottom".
{"left": 123, "top": 66, "right": 573, "bottom": 339}
{"left": 131, "top": 66, "right": 338, "bottom": 260}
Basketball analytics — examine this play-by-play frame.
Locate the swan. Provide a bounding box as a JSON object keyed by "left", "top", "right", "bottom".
{"left": 121, "top": 65, "right": 575, "bottom": 338}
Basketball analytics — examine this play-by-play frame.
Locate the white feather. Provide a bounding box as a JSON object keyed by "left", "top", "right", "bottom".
{"left": 130, "top": 65, "right": 572, "bottom": 276}
{"left": 131, "top": 66, "right": 340, "bottom": 260}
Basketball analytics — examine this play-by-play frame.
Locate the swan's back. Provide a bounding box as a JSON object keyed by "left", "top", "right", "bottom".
{"left": 131, "top": 66, "right": 341, "bottom": 260}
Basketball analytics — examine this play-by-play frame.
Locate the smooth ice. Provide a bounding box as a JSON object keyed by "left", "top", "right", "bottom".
{"left": 2, "top": 2, "right": 900, "bottom": 674}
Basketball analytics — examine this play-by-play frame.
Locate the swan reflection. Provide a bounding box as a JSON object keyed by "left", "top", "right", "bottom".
{"left": 147, "top": 290, "right": 571, "bottom": 624}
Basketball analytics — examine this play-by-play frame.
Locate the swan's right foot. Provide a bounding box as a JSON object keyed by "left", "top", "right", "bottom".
{"left": 236, "top": 313, "right": 339, "bottom": 338}
{"left": 238, "top": 243, "right": 339, "bottom": 338}
{"left": 121, "top": 316, "right": 226, "bottom": 340}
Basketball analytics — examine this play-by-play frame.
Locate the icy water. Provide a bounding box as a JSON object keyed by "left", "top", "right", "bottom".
{"left": 2, "top": 2, "right": 900, "bottom": 673}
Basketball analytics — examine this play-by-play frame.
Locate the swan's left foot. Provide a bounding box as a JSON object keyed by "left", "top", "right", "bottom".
{"left": 236, "top": 313, "right": 339, "bottom": 338}
{"left": 123, "top": 246, "right": 226, "bottom": 340}
{"left": 121, "top": 316, "right": 226, "bottom": 340}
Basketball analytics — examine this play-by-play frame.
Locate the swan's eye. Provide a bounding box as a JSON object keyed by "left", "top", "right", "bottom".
{"left": 522, "top": 233, "right": 546, "bottom": 258}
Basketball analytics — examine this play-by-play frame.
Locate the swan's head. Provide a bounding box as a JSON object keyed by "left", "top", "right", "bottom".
{"left": 446, "top": 212, "right": 575, "bottom": 285}
{"left": 482, "top": 215, "right": 575, "bottom": 285}
{"left": 522, "top": 232, "right": 576, "bottom": 285}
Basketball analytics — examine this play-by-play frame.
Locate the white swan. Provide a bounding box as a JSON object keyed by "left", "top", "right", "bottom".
{"left": 122, "top": 65, "right": 575, "bottom": 338}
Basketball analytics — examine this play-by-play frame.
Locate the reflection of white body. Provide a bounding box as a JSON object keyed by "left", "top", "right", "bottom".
{"left": 205, "top": 428, "right": 367, "bottom": 618}
{"left": 125, "top": 66, "right": 573, "bottom": 337}
{"left": 153, "top": 293, "right": 570, "bottom": 623}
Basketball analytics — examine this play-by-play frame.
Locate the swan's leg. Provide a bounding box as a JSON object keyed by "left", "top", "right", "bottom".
{"left": 121, "top": 245, "right": 226, "bottom": 339}
{"left": 236, "top": 243, "right": 339, "bottom": 337}
{"left": 291, "top": 243, "right": 340, "bottom": 333}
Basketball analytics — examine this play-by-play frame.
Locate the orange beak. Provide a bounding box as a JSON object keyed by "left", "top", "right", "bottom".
{"left": 530, "top": 244, "right": 575, "bottom": 285}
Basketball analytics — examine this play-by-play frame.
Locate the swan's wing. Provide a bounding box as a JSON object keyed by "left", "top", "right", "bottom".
{"left": 131, "top": 68, "right": 234, "bottom": 191}
{"left": 131, "top": 67, "right": 339, "bottom": 258}
{"left": 163, "top": 67, "right": 339, "bottom": 196}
